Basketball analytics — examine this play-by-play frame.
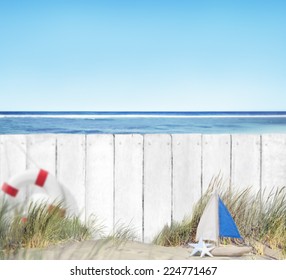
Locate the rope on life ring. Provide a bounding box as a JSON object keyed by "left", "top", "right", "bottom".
{"left": 1, "top": 169, "right": 67, "bottom": 215}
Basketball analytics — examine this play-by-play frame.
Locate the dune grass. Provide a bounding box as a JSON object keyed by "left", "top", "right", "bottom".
{"left": 0, "top": 200, "right": 95, "bottom": 257}
{"left": 153, "top": 177, "right": 286, "bottom": 257}
{"left": 106, "top": 221, "right": 137, "bottom": 243}
{"left": 0, "top": 199, "right": 139, "bottom": 259}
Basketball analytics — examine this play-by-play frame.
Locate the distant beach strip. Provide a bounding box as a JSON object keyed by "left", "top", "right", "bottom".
{"left": 0, "top": 111, "right": 286, "bottom": 134}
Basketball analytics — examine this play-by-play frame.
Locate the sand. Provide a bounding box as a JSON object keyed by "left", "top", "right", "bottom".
{"left": 8, "top": 239, "right": 270, "bottom": 260}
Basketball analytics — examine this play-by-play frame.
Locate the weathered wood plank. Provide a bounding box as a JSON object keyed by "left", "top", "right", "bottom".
{"left": 85, "top": 134, "right": 114, "bottom": 235}
{"left": 202, "top": 134, "right": 231, "bottom": 192}
{"left": 172, "top": 134, "right": 202, "bottom": 222}
{"left": 26, "top": 135, "right": 57, "bottom": 201}
{"left": 57, "top": 135, "right": 86, "bottom": 217}
{"left": 26, "top": 135, "right": 56, "bottom": 172}
{"left": 114, "top": 134, "right": 143, "bottom": 241}
{"left": 262, "top": 134, "right": 286, "bottom": 196}
{"left": 144, "top": 134, "right": 172, "bottom": 243}
{"left": 231, "top": 134, "right": 261, "bottom": 193}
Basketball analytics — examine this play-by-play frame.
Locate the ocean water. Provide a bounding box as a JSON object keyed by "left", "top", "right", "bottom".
{"left": 0, "top": 111, "right": 286, "bottom": 134}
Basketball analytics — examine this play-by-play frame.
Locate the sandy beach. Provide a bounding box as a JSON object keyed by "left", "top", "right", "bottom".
{"left": 9, "top": 239, "right": 270, "bottom": 260}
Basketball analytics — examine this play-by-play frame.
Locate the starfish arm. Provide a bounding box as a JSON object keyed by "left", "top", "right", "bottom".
{"left": 190, "top": 248, "right": 201, "bottom": 256}
{"left": 200, "top": 246, "right": 215, "bottom": 257}
{"left": 205, "top": 248, "right": 214, "bottom": 257}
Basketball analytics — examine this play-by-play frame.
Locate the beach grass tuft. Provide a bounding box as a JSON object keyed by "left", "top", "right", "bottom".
{"left": 0, "top": 200, "right": 95, "bottom": 257}
{"left": 105, "top": 221, "right": 138, "bottom": 246}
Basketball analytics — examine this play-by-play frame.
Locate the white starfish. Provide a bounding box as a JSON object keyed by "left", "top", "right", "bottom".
{"left": 188, "top": 238, "right": 215, "bottom": 257}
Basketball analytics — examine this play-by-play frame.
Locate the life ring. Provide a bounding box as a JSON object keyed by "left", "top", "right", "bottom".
{"left": 2, "top": 169, "right": 67, "bottom": 211}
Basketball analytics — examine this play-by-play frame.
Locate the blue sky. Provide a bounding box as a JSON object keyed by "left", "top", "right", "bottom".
{"left": 0, "top": 0, "right": 285, "bottom": 111}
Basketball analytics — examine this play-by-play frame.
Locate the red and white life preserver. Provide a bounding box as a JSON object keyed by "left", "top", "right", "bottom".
{"left": 2, "top": 169, "right": 66, "bottom": 207}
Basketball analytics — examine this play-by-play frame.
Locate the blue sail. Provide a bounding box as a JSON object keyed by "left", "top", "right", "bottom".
{"left": 218, "top": 198, "right": 242, "bottom": 239}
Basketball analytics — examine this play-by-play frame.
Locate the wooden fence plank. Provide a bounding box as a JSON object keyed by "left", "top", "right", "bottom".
{"left": 26, "top": 135, "right": 57, "bottom": 201}
{"left": 172, "top": 134, "right": 202, "bottom": 222}
{"left": 144, "top": 134, "right": 172, "bottom": 243}
{"left": 26, "top": 135, "right": 56, "bottom": 172}
{"left": 85, "top": 134, "right": 114, "bottom": 235}
{"left": 202, "top": 134, "right": 231, "bottom": 192}
{"left": 57, "top": 135, "right": 86, "bottom": 218}
{"left": 114, "top": 134, "right": 143, "bottom": 241}
{"left": 231, "top": 134, "right": 261, "bottom": 193}
{"left": 262, "top": 134, "right": 286, "bottom": 197}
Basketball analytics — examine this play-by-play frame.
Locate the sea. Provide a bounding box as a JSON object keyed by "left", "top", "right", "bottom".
{"left": 0, "top": 111, "right": 286, "bottom": 134}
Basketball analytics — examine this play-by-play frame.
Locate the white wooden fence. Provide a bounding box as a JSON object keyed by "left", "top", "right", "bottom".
{"left": 1, "top": 134, "right": 286, "bottom": 243}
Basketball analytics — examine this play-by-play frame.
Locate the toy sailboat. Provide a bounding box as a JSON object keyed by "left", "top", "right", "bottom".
{"left": 190, "top": 191, "right": 251, "bottom": 257}
{"left": 196, "top": 190, "right": 241, "bottom": 244}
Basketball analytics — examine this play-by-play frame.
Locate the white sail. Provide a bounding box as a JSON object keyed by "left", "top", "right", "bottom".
{"left": 195, "top": 192, "right": 219, "bottom": 243}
